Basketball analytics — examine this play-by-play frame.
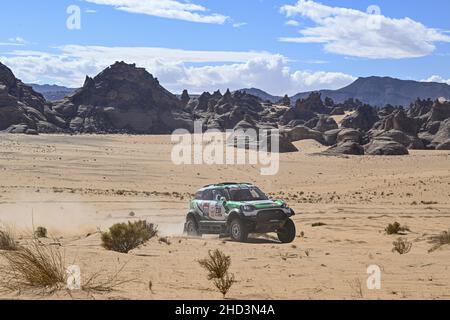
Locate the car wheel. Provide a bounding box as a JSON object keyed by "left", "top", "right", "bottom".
{"left": 230, "top": 218, "right": 248, "bottom": 242}
{"left": 277, "top": 218, "right": 296, "bottom": 243}
{"left": 185, "top": 216, "right": 200, "bottom": 237}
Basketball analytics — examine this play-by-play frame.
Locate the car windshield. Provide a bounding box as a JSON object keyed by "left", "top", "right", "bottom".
{"left": 228, "top": 187, "right": 268, "bottom": 201}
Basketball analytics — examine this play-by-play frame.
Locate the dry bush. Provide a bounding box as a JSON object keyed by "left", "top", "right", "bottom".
{"left": 0, "top": 239, "right": 132, "bottom": 294}
{"left": 81, "top": 261, "right": 134, "bottom": 293}
{"left": 0, "top": 240, "right": 66, "bottom": 292}
{"left": 0, "top": 228, "right": 18, "bottom": 251}
{"left": 34, "top": 226, "right": 48, "bottom": 238}
{"left": 385, "top": 222, "right": 410, "bottom": 235}
{"left": 392, "top": 238, "right": 412, "bottom": 254}
{"left": 101, "top": 220, "right": 158, "bottom": 253}
{"left": 428, "top": 229, "right": 450, "bottom": 253}
{"left": 199, "top": 249, "right": 235, "bottom": 298}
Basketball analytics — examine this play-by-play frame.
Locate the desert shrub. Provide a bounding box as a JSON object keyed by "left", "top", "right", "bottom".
{"left": 34, "top": 226, "right": 48, "bottom": 238}
{"left": 101, "top": 220, "right": 158, "bottom": 253}
{"left": 428, "top": 229, "right": 450, "bottom": 253}
{"left": 81, "top": 261, "right": 133, "bottom": 293}
{"left": 0, "top": 228, "right": 18, "bottom": 251}
{"left": 385, "top": 222, "right": 410, "bottom": 235}
{"left": 392, "top": 238, "right": 412, "bottom": 254}
{"left": 0, "top": 239, "right": 132, "bottom": 293}
{"left": 199, "top": 250, "right": 235, "bottom": 298}
{"left": 0, "top": 240, "right": 65, "bottom": 291}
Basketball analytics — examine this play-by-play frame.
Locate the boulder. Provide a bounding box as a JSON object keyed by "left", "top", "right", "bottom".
{"left": 373, "top": 129, "right": 424, "bottom": 149}
{"left": 323, "top": 129, "right": 341, "bottom": 146}
{"left": 429, "top": 100, "right": 450, "bottom": 122}
{"left": 431, "top": 118, "right": 450, "bottom": 147}
{"left": 324, "top": 141, "right": 364, "bottom": 156}
{"left": 337, "top": 128, "right": 362, "bottom": 144}
{"left": 284, "top": 125, "right": 325, "bottom": 144}
{"left": 341, "top": 105, "right": 379, "bottom": 132}
{"left": 314, "top": 116, "right": 338, "bottom": 132}
{"left": 365, "top": 139, "right": 409, "bottom": 156}
{"left": 374, "top": 109, "right": 418, "bottom": 136}
{"left": 234, "top": 131, "right": 298, "bottom": 153}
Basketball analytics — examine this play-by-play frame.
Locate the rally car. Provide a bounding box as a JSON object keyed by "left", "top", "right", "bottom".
{"left": 184, "top": 183, "right": 297, "bottom": 243}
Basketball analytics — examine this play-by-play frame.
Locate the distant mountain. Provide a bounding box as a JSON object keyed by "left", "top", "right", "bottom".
{"left": 237, "top": 88, "right": 282, "bottom": 103}
{"left": 29, "top": 84, "right": 76, "bottom": 101}
{"left": 291, "top": 77, "right": 450, "bottom": 107}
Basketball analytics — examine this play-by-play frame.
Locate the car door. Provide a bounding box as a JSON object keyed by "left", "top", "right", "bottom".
{"left": 210, "top": 189, "right": 227, "bottom": 221}
{"left": 198, "top": 189, "right": 214, "bottom": 219}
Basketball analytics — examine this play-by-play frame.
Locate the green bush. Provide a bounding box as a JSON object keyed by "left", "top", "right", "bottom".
{"left": 199, "top": 250, "right": 235, "bottom": 298}
{"left": 101, "top": 220, "right": 158, "bottom": 253}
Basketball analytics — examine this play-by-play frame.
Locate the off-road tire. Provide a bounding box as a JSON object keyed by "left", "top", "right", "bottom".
{"left": 230, "top": 218, "right": 249, "bottom": 242}
{"left": 185, "top": 216, "right": 200, "bottom": 237}
{"left": 277, "top": 218, "right": 296, "bottom": 243}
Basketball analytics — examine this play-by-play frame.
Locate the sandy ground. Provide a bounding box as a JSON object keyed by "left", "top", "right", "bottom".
{"left": 0, "top": 133, "right": 449, "bottom": 300}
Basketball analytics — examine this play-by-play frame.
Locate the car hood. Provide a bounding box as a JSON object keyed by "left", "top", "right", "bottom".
{"left": 227, "top": 200, "right": 285, "bottom": 210}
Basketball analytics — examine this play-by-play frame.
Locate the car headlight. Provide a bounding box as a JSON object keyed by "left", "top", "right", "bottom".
{"left": 241, "top": 205, "right": 256, "bottom": 212}
{"left": 280, "top": 202, "right": 288, "bottom": 208}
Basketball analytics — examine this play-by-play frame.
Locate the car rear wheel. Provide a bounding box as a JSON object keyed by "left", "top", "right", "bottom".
{"left": 277, "top": 218, "right": 296, "bottom": 243}
{"left": 230, "top": 218, "right": 248, "bottom": 242}
{"left": 185, "top": 216, "right": 200, "bottom": 237}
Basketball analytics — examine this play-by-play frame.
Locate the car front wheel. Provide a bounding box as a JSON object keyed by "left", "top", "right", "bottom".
{"left": 277, "top": 218, "right": 296, "bottom": 243}
{"left": 230, "top": 218, "right": 248, "bottom": 242}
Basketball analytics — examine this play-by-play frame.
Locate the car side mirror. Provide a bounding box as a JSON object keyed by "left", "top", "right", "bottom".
{"left": 220, "top": 196, "right": 227, "bottom": 205}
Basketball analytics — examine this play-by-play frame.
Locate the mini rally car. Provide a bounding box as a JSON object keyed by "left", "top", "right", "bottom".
{"left": 184, "top": 183, "right": 297, "bottom": 243}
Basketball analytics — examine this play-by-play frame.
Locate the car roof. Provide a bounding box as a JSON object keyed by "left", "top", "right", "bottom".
{"left": 199, "top": 183, "right": 255, "bottom": 191}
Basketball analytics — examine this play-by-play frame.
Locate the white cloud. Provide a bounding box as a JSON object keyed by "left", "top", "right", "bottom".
{"left": 84, "top": 0, "right": 229, "bottom": 24}
{"left": 285, "top": 20, "right": 299, "bottom": 27}
{"left": 232, "top": 22, "right": 247, "bottom": 28}
{"left": 423, "top": 75, "right": 450, "bottom": 85}
{"left": 0, "top": 45, "right": 355, "bottom": 95}
{"left": 280, "top": 0, "right": 450, "bottom": 59}
{"left": 0, "top": 37, "right": 27, "bottom": 46}
{"left": 8, "top": 37, "right": 27, "bottom": 44}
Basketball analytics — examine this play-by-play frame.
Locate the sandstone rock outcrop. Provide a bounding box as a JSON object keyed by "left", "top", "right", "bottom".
{"left": 341, "top": 105, "right": 379, "bottom": 132}
{"left": 365, "top": 139, "right": 409, "bottom": 156}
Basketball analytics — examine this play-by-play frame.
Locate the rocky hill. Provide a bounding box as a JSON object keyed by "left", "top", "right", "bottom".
{"left": 237, "top": 88, "right": 281, "bottom": 104}
{"left": 0, "top": 62, "right": 63, "bottom": 134}
{"left": 29, "top": 84, "right": 76, "bottom": 101}
{"left": 292, "top": 77, "right": 450, "bottom": 107}
{"left": 52, "top": 61, "right": 193, "bottom": 134}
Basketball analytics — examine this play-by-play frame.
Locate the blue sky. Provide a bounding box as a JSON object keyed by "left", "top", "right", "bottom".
{"left": 1, "top": 0, "right": 450, "bottom": 95}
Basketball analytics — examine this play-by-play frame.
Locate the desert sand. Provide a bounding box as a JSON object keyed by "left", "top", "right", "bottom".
{"left": 0, "top": 133, "right": 449, "bottom": 300}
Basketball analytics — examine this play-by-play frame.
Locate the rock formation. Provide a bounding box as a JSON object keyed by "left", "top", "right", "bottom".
{"left": 0, "top": 62, "right": 63, "bottom": 134}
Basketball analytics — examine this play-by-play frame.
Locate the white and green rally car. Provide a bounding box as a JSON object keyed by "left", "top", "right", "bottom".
{"left": 184, "top": 183, "right": 297, "bottom": 243}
